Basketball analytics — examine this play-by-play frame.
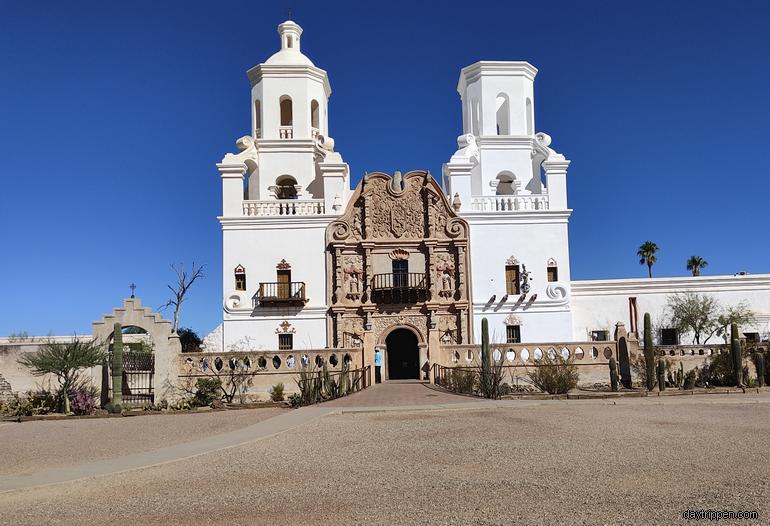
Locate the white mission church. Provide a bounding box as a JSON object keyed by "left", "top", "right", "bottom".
{"left": 213, "top": 20, "right": 770, "bottom": 380}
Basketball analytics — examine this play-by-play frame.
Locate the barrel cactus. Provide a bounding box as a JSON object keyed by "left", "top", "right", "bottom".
{"left": 609, "top": 357, "right": 619, "bottom": 392}
{"left": 479, "top": 318, "right": 493, "bottom": 398}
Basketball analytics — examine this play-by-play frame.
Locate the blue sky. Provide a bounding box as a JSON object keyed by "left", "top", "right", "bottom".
{"left": 1, "top": 0, "right": 768, "bottom": 337}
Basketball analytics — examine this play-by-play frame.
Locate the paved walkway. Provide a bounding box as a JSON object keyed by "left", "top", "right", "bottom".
{"left": 323, "top": 379, "right": 475, "bottom": 407}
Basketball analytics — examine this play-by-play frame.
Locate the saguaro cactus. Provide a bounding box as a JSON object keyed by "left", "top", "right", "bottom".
{"left": 643, "top": 313, "right": 656, "bottom": 390}
{"left": 755, "top": 353, "right": 766, "bottom": 388}
{"left": 111, "top": 322, "right": 124, "bottom": 411}
{"left": 480, "top": 317, "right": 493, "bottom": 398}
{"left": 730, "top": 323, "right": 743, "bottom": 387}
{"left": 657, "top": 358, "right": 666, "bottom": 392}
{"left": 609, "top": 357, "right": 619, "bottom": 392}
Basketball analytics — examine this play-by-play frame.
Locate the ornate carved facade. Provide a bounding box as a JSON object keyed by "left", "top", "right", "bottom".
{"left": 325, "top": 170, "right": 472, "bottom": 348}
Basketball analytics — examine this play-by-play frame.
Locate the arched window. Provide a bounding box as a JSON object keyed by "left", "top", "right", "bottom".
{"left": 254, "top": 100, "right": 262, "bottom": 138}
{"left": 496, "top": 171, "right": 517, "bottom": 195}
{"left": 526, "top": 98, "right": 533, "bottom": 135}
{"left": 311, "top": 100, "right": 320, "bottom": 131}
{"left": 495, "top": 94, "right": 510, "bottom": 135}
{"left": 280, "top": 96, "right": 293, "bottom": 126}
{"left": 275, "top": 175, "right": 298, "bottom": 199}
{"left": 234, "top": 265, "right": 246, "bottom": 291}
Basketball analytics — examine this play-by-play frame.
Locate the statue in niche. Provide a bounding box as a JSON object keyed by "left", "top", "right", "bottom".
{"left": 436, "top": 253, "right": 455, "bottom": 299}
{"left": 342, "top": 255, "right": 363, "bottom": 300}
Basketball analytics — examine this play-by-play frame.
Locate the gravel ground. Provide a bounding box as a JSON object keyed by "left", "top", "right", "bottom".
{"left": 1, "top": 396, "right": 769, "bottom": 525}
{"left": 0, "top": 407, "right": 284, "bottom": 476}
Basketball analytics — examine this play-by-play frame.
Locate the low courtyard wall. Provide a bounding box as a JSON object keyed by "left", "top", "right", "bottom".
{"left": 177, "top": 348, "right": 363, "bottom": 399}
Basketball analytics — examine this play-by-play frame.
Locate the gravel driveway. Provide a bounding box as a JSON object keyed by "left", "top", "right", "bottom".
{"left": 1, "top": 395, "right": 768, "bottom": 525}
{"left": 0, "top": 407, "right": 284, "bottom": 476}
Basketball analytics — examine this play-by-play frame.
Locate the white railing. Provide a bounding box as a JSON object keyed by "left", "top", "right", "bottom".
{"left": 279, "top": 126, "right": 293, "bottom": 139}
{"left": 243, "top": 199, "right": 326, "bottom": 216}
{"left": 471, "top": 195, "right": 549, "bottom": 212}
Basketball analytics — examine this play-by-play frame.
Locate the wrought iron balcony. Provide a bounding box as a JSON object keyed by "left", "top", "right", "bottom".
{"left": 371, "top": 273, "right": 428, "bottom": 304}
{"left": 253, "top": 282, "right": 307, "bottom": 307}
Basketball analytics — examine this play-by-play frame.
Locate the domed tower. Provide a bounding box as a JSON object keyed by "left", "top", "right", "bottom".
{"left": 217, "top": 21, "right": 350, "bottom": 353}
{"left": 219, "top": 19, "right": 349, "bottom": 211}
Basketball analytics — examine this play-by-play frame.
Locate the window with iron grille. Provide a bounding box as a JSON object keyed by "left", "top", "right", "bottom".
{"left": 278, "top": 333, "right": 293, "bottom": 350}
{"left": 506, "top": 325, "right": 521, "bottom": 344}
{"left": 235, "top": 268, "right": 246, "bottom": 291}
{"left": 591, "top": 330, "right": 609, "bottom": 342}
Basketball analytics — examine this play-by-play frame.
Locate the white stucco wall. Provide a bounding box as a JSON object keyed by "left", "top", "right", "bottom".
{"left": 571, "top": 274, "right": 770, "bottom": 344}
{"left": 221, "top": 215, "right": 332, "bottom": 351}
{"left": 465, "top": 211, "right": 573, "bottom": 343}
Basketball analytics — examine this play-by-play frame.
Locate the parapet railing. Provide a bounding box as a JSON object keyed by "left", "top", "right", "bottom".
{"left": 178, "top": 348, "right": 362, "bottom": 377}
{"left": 438, "top": 341, "right": 618, "bottom": 367}
{"left": 242, "top": 199, "right": 326, "bottom": 217}
{"left": 470, "top": 195, "right": 549, "bottom": 212}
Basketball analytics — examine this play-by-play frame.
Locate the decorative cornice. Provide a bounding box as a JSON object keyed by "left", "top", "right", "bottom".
{"left": 571, "top": 274, "right": 770, "bottom": 296}
{"left": 247, "top": 64, "right": 331, "bottom": 97}
{"left": 458, "top": 61, "right": 538, "bottom": 92}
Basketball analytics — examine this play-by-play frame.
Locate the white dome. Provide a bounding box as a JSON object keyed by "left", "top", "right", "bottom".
{"left": 265, "top": 49, "right": 315, "bottom": 66}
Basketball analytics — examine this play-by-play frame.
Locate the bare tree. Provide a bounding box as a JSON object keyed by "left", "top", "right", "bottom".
{"left": 161, "top": 262, "right": 205, "bottom": 333}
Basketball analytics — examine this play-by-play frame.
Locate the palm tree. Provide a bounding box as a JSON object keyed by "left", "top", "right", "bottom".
{"left": 686, "top": 255, "right": 708, "bottom": 277}
{"left": 637, "top": 241, "right": 659, "bottom": 278}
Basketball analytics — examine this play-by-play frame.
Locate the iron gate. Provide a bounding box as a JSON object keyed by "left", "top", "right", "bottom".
{"left": 109, "top": 350, "right": 155, "bottom": 405}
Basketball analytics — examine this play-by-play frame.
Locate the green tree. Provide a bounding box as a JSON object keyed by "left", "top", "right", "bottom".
{"left": 686, "top": 255, "right": 708, "bottom": 277}
{"left": 637, "top": 241, "right": 659, "bottom": 278}
{"left": 178, "top": 327, "right": 202, "bottom": 353}
{"left": 666, "top": 292, "right": 719, "bottom": 345}
{"left": 18, "top": 339, "right": 105, "bottom": 414}
{"left": 716, "top": 304, "right": 757, "bottom": 343}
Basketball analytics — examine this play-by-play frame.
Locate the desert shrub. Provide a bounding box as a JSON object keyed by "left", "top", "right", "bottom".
{"left": 27, "top": 389, "right": 57, "bottom": 414}
{"left": 446, "top": 367, "right": 478, "bottom": 394}
{"left": 631, "top": 353, "right": 658, "bottom": 389}
{"left": 288, "top": 393, "right": 302, "bottom": 407}
{"left": 193, "top": 378, "right": 222, "bottom": 407}
{"left": 526, "top": 353, "right": 579, "bottom": 394}
{"left": 694, "top": 352, "right": 749, "bottom": 387}
{"left": 171, "top": 398, "right": 193, "bottom": 411}
{"left": 71, "top": 386, "right": 98, "bottom": 415}
{"left": 270, "top": 382, "right": 285, "bottom": 402}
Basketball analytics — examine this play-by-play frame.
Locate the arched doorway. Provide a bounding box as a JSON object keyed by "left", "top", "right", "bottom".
{"left": 385, "top": 328, "right": 419, "bottom": 380}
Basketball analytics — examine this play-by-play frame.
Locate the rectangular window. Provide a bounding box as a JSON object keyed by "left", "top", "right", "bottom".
{"left": 547, "top": 266, "right": 558, "bottom": 282}
{"left": 660, "top": 328, "right": 678, "bottom": 345}
{"left": 392, "top": 260, "right": 408, "bottom": 288}
{"left": 278, "top": 333, "right": 293, "bottom": 350}
{"left": 590, "top": 330, "right": 609, "bottom": 342}
{"left": 505, "top": 265, "right": 521, "bottom": 295}
{"left": 628, "top": 297, "right": 638, "bottom": 334}
{"left": 506, "top": 325, "right": 521, "bottom": 344}
{"left": 235, "top": 273, "right": 246, "bottom": 291}
{"left": 744, "top": 332, "right": 760, "bottom": 343}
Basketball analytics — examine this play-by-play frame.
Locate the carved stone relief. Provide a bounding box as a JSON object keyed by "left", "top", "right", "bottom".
{"left": 341, "top": 255, "right": 364, "bottom": 300}
{"left": 435, "top": 253, "right": 456, "bottom": 299}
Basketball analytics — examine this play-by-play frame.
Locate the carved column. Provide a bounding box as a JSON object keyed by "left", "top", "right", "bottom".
{"left": 363, "top": 245, "right": 373, "bottom": 304}
{"left": 427, "top": 245, "right": 436, "bottom": 301}
{"left": 333, "top": 248, "right": 343, "bottom": 304}
{"left": 457, "top": 245, "right": 467, "bottom": 301}
{"left": 459, "top": 309, "right": 468, "bottom": 345}
{"left": 335, "top": 312, "right": 343, "bottom": 348}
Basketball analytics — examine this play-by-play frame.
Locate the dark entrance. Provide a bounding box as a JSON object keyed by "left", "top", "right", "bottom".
{"left": 385, "top": 328, "right": 420, "bottom": 380}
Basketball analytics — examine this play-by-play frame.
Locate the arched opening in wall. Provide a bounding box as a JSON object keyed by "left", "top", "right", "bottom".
{"left": 385, "top": 328, "right": 419, "bottom": 380}
{"left": 310, "top": 100, "right": 319, "bottom": 134}
{"left": 234, "top": 265, "right": 246, "bottom": 291}
{"left": 287, "top": 35, "right": 294, "bottom": 48}
{"left": 471, "top": 98, "right": 479, "bottom": 136}
{"left": 495, "top": 93, "right": 510, "bottom": 135}
{"left": 526, "top": 98, "right": 533, "bottom": 135}
{"left": 275, "top": 175, "right": 298, "bottom": 199}
{"left": 254, "top": 100, "right": 262, "bottom": 138}
{"left": 279, "top": 96, "right": 293, "bottom": 138}
{"left": 496, "top": 171, "right": 517, "bottom": 195}
{"left": 245, "top": 159, "right": 258, "bottom": 200}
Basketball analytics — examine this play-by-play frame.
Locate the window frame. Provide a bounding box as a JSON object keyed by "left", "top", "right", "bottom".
{"left": 278, "top": 333, "right": 293, "bottom": 350}
{"left": 505, "top": 265, "right": 521, "bottom": 295}
{"left": 506, "top": 325, "right": 521, "bottom": 344}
